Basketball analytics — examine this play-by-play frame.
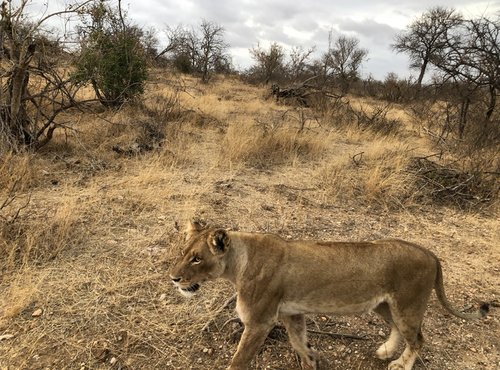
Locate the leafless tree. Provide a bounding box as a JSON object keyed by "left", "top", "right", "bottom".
{"left": 435, "top": 16, "right": 499, "bottom": 122}
{"left": 156, "top": 25, "right": 190, "bottom": 61}
{"left": 392, "top": 7, "right": 463, "bottom": 87}
{"left": 0, "top": 0, "right": 93, "bottom": 151}
{"left": 198, "top": 20, "right": 230, "bottom": 82}
{"left": 321, "top": 33, "right": 368, "bottom": 92}
{"left": 249, "top": 42, "right": 286, "bottom": 84}
{"left": 158, "top": 20, "right": 229, "bottom": 81}
{"left": 286, "top": 45, "right": 315, "bottom": 82}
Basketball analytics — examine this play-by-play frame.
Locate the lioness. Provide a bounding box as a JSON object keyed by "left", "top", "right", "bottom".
{"left": 169, "top": 221, "right": 488, "bottom": 370}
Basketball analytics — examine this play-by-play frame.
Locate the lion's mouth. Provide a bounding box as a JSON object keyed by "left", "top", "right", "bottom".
{"left": 181, "top": 283, "right": 200, "bottom": 294}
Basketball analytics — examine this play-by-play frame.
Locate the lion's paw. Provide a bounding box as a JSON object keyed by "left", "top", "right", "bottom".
{"left": 388, "top": 361, "right": 405, "bottom": 370}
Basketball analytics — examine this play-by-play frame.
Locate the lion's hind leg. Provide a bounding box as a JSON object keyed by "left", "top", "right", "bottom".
{"left": 386, "top": 308, "right": 425, "bottom": 370}
{"left": 281, "top": 314, "right": 318, "bottom": 370}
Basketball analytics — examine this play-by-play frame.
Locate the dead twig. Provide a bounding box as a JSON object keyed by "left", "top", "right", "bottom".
{"left": 202, "top": 294, "right": 237, "bottom": 332}
{"left": 220, "top": 317, "right": 242, "bottom": 331}
{"left": 352, "top": 152, "right": 364, "bottom": 166}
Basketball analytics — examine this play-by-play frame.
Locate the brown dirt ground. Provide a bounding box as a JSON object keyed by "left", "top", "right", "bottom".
{"left": 0, "top": 73, "right": 498, "bottom": 370}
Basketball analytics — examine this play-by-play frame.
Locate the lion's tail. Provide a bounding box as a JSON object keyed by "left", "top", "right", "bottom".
{"left": 434, "top": 259, "right": 489, "bottom": 320}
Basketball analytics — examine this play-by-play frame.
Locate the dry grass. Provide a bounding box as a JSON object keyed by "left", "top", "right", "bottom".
{"left": 1, "top": 195, "right": 82, "bottom": 270}
{"left": 219, "top": 117, "right": 327, "bottom": 169}
{"left": 0, "top": 152, "right": 41, "bottom": 192}
{"left": 316, "top": 137, "right": 417, "bottom": 208}
{"left": 0, "top": 268, "right": 48, "bottom": 324}
{"left": 0, "top": 72, "right": 498, "bottom": 370}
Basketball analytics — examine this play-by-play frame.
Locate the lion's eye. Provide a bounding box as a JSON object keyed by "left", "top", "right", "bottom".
{"left": 190, "top": 256, "right": 202, "bottom": 265}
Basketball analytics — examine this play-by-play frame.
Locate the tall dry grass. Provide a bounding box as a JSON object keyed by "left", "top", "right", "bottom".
{"left": 316, "top": 138, "right": 417, "bottom": 208}
{"left": 1, "top": 198, "right": 82, "bottom": 271}
{"left": 219, "top": 118, "right": 328, "bottom": 169}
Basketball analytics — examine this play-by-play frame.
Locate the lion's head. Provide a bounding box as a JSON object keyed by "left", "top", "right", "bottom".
{"left": 169, "top": 221, "right": 230, "bottom": 297}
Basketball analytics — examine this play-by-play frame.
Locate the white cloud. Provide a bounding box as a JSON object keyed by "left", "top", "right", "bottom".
{"left": 24, "top": 0, "right": 500, "bottom": 79}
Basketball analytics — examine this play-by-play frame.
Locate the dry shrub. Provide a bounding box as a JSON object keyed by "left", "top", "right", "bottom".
{"left": 406, "top": 98, "right": 499, "bottom": 211}
{"left": 220, "top": 119, "right": 326, "bottom": 168}
{"left": 0, "top": 153, "right": 38, "bottom": 271}
{"left": 408, "top": 152, "right": 499, "bottom": 211}
{"left": 349, "top": 103, "right": 402, "bottom": 135}
{"left": 0, "top": 152, "right": 38, "bottom": 191}
{"left": 141, "top": 92, "right": 183, "bottom": 125}
{"left": 317, "top": 140, "right": 415, "bottom": 208}
{"left": 311, "top": 95, "right": 402, "bottom": 136}
{"left": 103, "top": 91, "right": 188, "bottom": 156}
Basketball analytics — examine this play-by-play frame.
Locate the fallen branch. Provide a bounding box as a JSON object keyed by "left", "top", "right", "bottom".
{"left": 270, "top": 77, "right": 342, "bottom": 106}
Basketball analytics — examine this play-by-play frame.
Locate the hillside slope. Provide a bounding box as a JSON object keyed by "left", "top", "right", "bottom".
{"left": 0, "top": 73, "right": 498, "bottom": 370}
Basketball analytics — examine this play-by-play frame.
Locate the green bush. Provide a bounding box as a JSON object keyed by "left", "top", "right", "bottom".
{"left": 73, "top": 2, "right": 148, "bottom": 107}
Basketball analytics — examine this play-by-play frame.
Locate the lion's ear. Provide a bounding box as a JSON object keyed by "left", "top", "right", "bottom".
{"left": 208, "top": 229, "right": 230, "bottom": 255}
{"left": 185, "top": 219, "right": 206, "bottom": 241}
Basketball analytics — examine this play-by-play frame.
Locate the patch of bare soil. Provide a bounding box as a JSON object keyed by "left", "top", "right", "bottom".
{"left": 0, "top": 76, "right": 498, "bottom": 370}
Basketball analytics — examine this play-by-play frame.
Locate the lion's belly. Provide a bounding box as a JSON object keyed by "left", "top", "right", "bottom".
{"left": 279, "top": 294, "right": 389, "bottom": 315}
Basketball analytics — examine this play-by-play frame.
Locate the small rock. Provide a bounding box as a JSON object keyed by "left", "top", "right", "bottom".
{"left": 32, "top": 308, "right": 43, "bottom": 317}
{"left": 203, "top": 348, "right": 209, "bottom": 353}
{"left": 378, "top": 329, "right": 385, "bottom": 337}
{"left": 109, "top": 357, "right": 117, "bottom": 365}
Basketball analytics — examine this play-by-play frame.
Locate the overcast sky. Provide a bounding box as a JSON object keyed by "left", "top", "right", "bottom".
{"left": 31, "top": 0, "right": 500, "bottom": 80}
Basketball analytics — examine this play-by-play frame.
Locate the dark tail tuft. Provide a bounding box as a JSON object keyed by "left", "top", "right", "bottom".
{"left": 479, "top": 302, "right": 490, "bottom": 317}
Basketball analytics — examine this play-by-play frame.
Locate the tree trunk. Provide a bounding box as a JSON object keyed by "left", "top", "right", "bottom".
{"left": 485, "top": 84, "right": 496, "bottom": 121}
{"left": 458, "top": 97, "right": 470, "bottom": 139}
{"left": 416, "top": 58, "right": 429, "bottom": 88}
{"left": 202, "top": 61, "right": 209, "bottom": 83}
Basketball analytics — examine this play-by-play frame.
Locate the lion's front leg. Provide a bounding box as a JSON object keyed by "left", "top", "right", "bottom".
{"left": 227, "top": 322, "right": 274, "bottom": 370}
{"left": 281, "top": 314, "right": 318, "bottom": 370}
